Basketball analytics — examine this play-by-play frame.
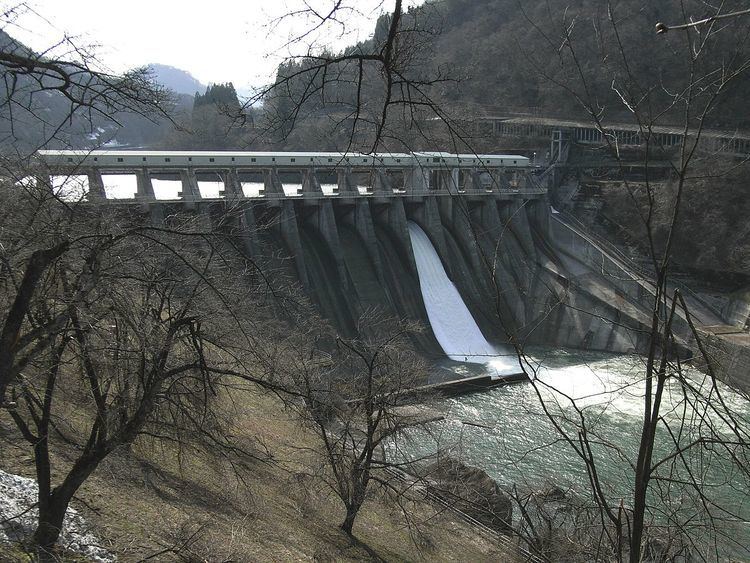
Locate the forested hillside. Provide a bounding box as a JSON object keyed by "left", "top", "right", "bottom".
{"left": 7, "top": 0, "right": 750, "bottom": 151}
{"left": 404, "top": 0, "right": 750, "bottom": 126}
{"left": 257, "top": 0, "right": 750, "bottom": 156}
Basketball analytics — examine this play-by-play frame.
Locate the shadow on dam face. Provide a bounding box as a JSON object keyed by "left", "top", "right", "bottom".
{"left": 298, "top": 223, "right": 356, "bottom": 335}
{"left": 206, "top": 196, "right": 699, "bottom": 364}
{"left": 294, "top": 209, "right": 445, "bottom": 356}
{"left": 54, "top": 184, "right": 715, "bottom": 385}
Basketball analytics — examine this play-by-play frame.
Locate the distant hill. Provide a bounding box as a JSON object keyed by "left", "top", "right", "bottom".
{"left": 146, "top": 64, "right": 206, "bottom": 97}
{"left": 0, "top": 30, "right": 188, "bottom": 149}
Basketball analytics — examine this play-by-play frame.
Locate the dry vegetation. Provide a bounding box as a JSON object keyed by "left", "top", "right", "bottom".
{"left": 1, "top": 387, "right": 514, "bottom": 562}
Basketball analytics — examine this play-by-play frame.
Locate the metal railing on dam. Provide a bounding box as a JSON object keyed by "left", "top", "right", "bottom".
{"left": 33, "top": 150, "right": 545, "bottom": 203}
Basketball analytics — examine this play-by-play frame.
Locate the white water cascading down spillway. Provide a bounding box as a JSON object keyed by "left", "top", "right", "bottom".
{"left": 407, "top": 221, "right": 519, "bottom": 378}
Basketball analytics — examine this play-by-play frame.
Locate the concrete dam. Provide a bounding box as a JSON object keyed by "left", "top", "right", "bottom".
{"left": 35, "top": 149, "right": 724, "bottom": 375}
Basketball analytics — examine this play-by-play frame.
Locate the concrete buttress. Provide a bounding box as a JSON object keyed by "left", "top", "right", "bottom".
{"left": 374, "top": 198, "right": 418, "bottom": 276}
{"left": 350, "top": 200, "right": 385, "bottom": 282}
{"left": 277, "top": 201, "right": 310, "bottom": 288}
{"left": 178, "top": 169, "right": 202, "bottom": 206}
{"left": 135, "top": 168, "right": 155, "bottom": 199}
{"left": 411, "top": 196, "right": 450, "bottom": 275}
{"left": 477, "top": 199, "right": 528, "bottom": 328}
{"left": 311, "top": 200, "right": 348, "bottom": 290}
{"left": 222, "top": 169, "right": 243, "bottom": 199}
{"left": 238, "top": 203, "right": 261, "bottom": 258}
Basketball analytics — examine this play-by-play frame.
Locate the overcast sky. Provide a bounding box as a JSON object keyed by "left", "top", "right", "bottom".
{"left": 3, "top": 1, "right": 421, "bottom": 95}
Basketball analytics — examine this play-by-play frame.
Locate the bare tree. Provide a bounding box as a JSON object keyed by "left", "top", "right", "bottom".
{"left": 0, "top": 1, "right": 176, "bottom": 405}
{"left": 493, "top": 2, "right": 750, "bottom": 560}
{"left": 279, "top": 311, "right": 432, "bottom": 539}
{"left": 0, "top": 6, "right": 312, "bottom": 559}
{"left": 243, "top": 0, "right": 463, "bottom": 152}
{"left": 656, "top": 7, "right": 750, "bottom": 34}
{"left": 0, "top": 179, "right": 300, "bottom": 558}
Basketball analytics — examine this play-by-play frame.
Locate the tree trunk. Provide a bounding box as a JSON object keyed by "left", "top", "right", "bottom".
{"left": 31, "top": 447, "right": 106, "bottom": 560}
{"left": 33, "top": 497, "right": 68, "bottom": 562}
{"left": 341, "top": 504, "right": 359, "bottom": 538}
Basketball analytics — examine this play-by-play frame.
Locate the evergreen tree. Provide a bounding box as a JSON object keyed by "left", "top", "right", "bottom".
{"left": 193, "top": 83, "right": 240, "bottom": 110}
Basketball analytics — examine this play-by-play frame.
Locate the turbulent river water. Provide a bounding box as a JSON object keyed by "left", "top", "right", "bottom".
{"left": 408, "top": 350, "right": 750, "bottom": 558}
{"left": 405, "top": 221, "right": 750, "bottom": 559}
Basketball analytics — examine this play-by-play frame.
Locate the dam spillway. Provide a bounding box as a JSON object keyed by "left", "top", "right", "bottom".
{"left": 407, "top": 221, "right": 518, "bottom": 378}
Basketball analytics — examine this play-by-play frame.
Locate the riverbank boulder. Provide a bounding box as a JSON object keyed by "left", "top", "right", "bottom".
{"left": 425, "top": 457, "right": 513, "bottom": 533}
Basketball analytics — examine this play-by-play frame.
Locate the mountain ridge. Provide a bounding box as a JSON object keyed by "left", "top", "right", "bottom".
{"left": 146, "top": 63, "right": 206, "bottom": 96}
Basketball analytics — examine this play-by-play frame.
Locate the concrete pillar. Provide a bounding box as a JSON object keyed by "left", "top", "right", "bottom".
{"left": 178, "top": 169, "right": 202, "bottom": 201}
{"left": 354, "top": 170, "right": 374, "bottom": 195}
{"left": 149, "top": 202, "right": 165, "bottom": 225}
{"left": 267, "top": 169, "right": 286, "bottom": 197}
{"left": 373, "top": 198, "right": 418, "bottom": 276}
{"left": 277, "top": 201, "right": 309, "bottom": 287}
{"left": 221, "top": 169, "right": 243, "bottom": 199}
{"left": 463, "top": 169, "right": 477, "bottom": 192}
{"left": 451, "top": 168, "right": 461, "bottom": 192}
{"left": 436, "top": 170, "right": 452, "bottom": 192}
{"left": 439, "top": 197, "right": 480, "bottom": 273}
{"left": 504, "top": 200, "right": 535, "bottom": 257}
{"left": 373, "top": 170, "right": 392, "bottom": 195}
{"left": 238, "top": 203, "right": 260, "bottom": 257}
{"left": 405, "top": 167, "right": 428, "bottom": 193}
{"left": 135, "top": 168, "right": 155, "bottom": 199}
{"left": 302, "top": 168, "right": 323, "bottom": 197}
{"left": 337, "top": 166, "right": 360, "bottom": 195}
{"left": 314, "top": 200, "right": 348, "bottom": 289}
{"left": 479, "top": 199, "right": 528, "bottom": 327}
{"left": 352, "top": 200, "right": 385, "bottom": 282}
{"left": 86, "top": 169, "right": 106, "bottom": 200}
{"left": 337, "top": 169, "right": 352, "bottom": 195}
{"left": 529, "top": 198, "right": 550, "bottom": 236}
{"left": 326, "top": 170, "right": 340, "bottom": 196}
{"left": 257, "top": 170, "right": 271, "bottom": 196}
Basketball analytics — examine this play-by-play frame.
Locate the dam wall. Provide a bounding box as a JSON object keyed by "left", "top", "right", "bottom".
{"left": 203, "top": 193, "right": 686, "bottom": 358}
{"left": 56, "top": 187, "right": 732, "bottom": 372}
{"left": 35, "top": 147, "right": 724, "bottom": 361}
{"left": 28, "top": 148, "right": 750, "bottom": 397}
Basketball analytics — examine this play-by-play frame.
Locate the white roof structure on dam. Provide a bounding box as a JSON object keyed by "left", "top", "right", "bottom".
{"left": 37, "top": 150, "right": 531, "bottom": 169}
{"left": 32, "top": 150, "right": 540, "bottom": 202}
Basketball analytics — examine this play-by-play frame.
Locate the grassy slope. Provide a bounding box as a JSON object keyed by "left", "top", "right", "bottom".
{"left": 1, "top": 389, "right": 514, "bottom": 562}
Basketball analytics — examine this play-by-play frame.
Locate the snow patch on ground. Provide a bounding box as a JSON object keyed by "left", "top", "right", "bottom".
{"left": 0, "top": 469, "right": 115, "bottom": 561}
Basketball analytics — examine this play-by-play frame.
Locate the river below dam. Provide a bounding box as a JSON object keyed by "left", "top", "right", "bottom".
{"left": 403, "top": 218, "right": 750, "bottom": 559}
{"left": 400, "top": 349, "right": 750, "bottom": 559}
